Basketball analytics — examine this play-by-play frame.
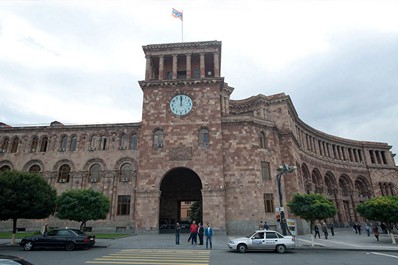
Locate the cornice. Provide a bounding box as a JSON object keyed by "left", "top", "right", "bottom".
{"left": 139, "top": 78, "right": 224, "bottom": 89}
{"left": 143, "top": 40, "right": 221, "bottom": 52}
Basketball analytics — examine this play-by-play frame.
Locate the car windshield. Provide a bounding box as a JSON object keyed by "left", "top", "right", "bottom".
{"left": 68, "top": 229, "right": 85, "bottom": 235}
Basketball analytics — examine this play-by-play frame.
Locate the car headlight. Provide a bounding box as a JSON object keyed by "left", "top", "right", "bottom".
{"left": 228, "top": 240, "right": 235, "bottom": 244}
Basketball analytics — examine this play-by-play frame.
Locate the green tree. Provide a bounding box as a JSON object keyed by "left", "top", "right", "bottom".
{"left": 189, "top": 201, "right": 202, "bottom": 223}
{"left": 0, "top": 170, "right": 57, "bottom": 244}
{"left": 288, "top": 193, "right": 337, "bottom": 245}
{"left": 56, "top": 189, "right": 110, "bottom": 230}
{"left": 356, "top": 196, "right": 398, "bottom": 244}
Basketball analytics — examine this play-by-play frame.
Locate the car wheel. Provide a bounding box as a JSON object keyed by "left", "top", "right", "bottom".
{"left": 23, "top": 241, "right": 34, "bottom": 251}
{"left": 65, "top": 242, "right": 75, "bottom": 251}
{"left": 237, "top": 243, "right": 247, "bottom": 253}
{"left": 275, "top": 244, "right": 286, "bottom": 253}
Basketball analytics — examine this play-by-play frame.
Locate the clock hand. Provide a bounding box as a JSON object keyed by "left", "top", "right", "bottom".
{"left": 180, "top": 96, "right": 182, "bottom": 106}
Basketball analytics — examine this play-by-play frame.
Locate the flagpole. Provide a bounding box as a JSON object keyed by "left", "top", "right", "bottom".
{"left": 181, "top": 10, "right": 184, "bottom": 42}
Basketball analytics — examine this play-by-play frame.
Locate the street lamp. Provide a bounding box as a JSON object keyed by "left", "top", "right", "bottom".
{"left": 276, "top": 164, "right": 297, "bottom": 235}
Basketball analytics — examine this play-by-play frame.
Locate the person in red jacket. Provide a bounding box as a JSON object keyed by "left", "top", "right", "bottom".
{"left": 189, "top": 221, "right": 198, "bottom": 245}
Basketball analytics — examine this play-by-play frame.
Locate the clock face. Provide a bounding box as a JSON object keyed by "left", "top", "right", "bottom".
{"left": 170, "top": 94, "right": 193, "bottom": 116}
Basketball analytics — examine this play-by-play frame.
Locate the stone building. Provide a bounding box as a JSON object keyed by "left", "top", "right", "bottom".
{"left": 1, "top": 40, "right": 397, "bottom": 234}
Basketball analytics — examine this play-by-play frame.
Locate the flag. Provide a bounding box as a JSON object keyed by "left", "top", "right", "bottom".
{"left": 172, "top": 8, "right": 183, "bottom": 21}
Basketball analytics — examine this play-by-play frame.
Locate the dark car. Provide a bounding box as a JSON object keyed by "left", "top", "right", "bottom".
{"left": 0, "top": 255, "right": 34, "bottom": 265}
{"left": 19, "top": 228, "right": 95, "bottom": 251}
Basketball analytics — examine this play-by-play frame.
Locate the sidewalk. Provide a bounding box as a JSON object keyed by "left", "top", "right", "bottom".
{"left": 1, "top": 228, "right": 397, "bottom": 252}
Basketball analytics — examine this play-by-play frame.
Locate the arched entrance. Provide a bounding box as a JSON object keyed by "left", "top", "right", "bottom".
{"left": 159, "top": 167, "right": 202, "bottom": 233}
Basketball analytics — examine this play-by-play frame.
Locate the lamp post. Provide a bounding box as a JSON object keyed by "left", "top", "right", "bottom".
{"left": 276, "top": 164, "right": 296, "bottom": 235}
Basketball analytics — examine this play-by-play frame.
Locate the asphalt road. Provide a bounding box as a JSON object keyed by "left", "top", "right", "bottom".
{"left": 1, "top": 247, "right": 398, "bottom": 265}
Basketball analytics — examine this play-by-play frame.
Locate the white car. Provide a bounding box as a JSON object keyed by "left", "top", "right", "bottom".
{"left": 228, "top": 230, "right": 295, "bottom": 253}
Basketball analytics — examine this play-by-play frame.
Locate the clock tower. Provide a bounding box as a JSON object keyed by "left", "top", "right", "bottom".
{"left": 135, "top": 41, "right": 232, "bottom": 232}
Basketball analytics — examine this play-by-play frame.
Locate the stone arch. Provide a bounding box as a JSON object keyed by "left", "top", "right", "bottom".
{"left": 324, "top": 171, "right": 337, "bottom": 195}
{"left": 53, "top": 159, "right": 75, "bottom": 172}
{"left": 355, "top": 176, "right": 371, "bottom": 199}
{"left": 311, "top": 168, "right": 323, "bottom": 194}
{"left": 23, "top": 160, "right": 45, "bottom": 172}
{"left": 0, "top": 160, "right": 13, "bottom": 171}
{"left": 159, "top": 167, "right": 202, "bottom": 233}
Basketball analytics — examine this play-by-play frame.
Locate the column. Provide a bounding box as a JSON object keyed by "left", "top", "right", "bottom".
{"left": 200, "top": 53, "right": 205, "bottom": 78}
{"left": 172, "top": 55, "right": 177, "bottom": 80}
{"left": 186, "top": 53, "right": 192, "bottom": 79}
{"left": 145, "top": 56, "right": 152, "bottom": 80}
{"left": 214, "top": 51, "right": 220, "bottom": 77}
{"left": 159, "top": 56, "right": 164, "bottom": 80}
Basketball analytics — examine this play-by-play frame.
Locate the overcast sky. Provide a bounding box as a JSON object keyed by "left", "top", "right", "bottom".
{"left": 1, "top": 0, "right": 397, "bottom": 164}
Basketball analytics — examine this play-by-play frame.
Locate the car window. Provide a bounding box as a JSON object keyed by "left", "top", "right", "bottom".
{"left": 276, "top": 233, "right": 284, "bottom": 238}
{"left": 70, "top": 229, "right": 84, "bottom": 235}
{"left": 46, "top": 230, "right": 57, "bottom": 236}
{"left": 252, "top": 232, "right": 264, "bottom": 239}
{"left": 266, "top": 232, "right": 278, "bottom": 239}
{"left": 56, "top": 230, "right": 70, "bottom": 236}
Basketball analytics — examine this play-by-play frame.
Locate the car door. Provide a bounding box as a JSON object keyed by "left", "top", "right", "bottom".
{"left": 53, "top": 229, "right": 70, "bottom": 247}
{"left": 264, "top": 231, "right": 279, "bottom": 250}
{"left": 39, "top": 230, "right": 58, "bottom": 247}
{"left": 250, "top": 232, "right": 265, "bottom": 250}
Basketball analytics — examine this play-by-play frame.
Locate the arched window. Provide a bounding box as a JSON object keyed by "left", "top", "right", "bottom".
{"left": 40, "top": 137, "right": 48, "bottom": 152}
{"left": 0, "top": 165, "right": 11, "bottom": 171}
{"left": 100, "top": 136, "right": 107, "bottom": 151}
{"left": 259, "top": 131, "right": 266, "bottom": 149}
{"left": 60, "top": 136, "right": 68, "bottom": 151}
{"left": 29, "top": 165, "right": 41, "bottom": 173}
{"left": 89, "top": 135, "right": 97, "bottom": 151}
{"left": 58, "top": 164, "right": 71, "bottom": 183}
{"left": 130, "top": 134, "right": 138, "bottom": 150}
{"left": 70, "top": 136, "right": 78, "bottom": 151}
{"left": 198, "top": 128, "right": 209, "bottom": 146}
{"left": 120, "top": 163, "right": 134, "bottom": 182}
{"left": 153, "top": 129, "right": 164, "bottom": 148}
{"left": 31, "top": 137, "right": 39, "bottom": 152}
{"left": 89, "top": 164, "right": 101, "bottom": 183}
{"left": 120, "top": 134, "right": 128, "bottom": 149}
{"left": 10, "top": 137, "right": 19, "bottom": 153}
{"left": 1, "top": 137, "right": 9, "bottom": 152}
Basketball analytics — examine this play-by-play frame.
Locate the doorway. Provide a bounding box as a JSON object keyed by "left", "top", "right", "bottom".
{"left": 159, "top": 167, "right": 202, "bottom": 233}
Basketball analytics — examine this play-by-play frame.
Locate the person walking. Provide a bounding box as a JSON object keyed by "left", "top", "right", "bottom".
{"left": 258, "top": 221, "right": 264, "bottom": 230}
{"left": 204, "top": 223, "right": 213, "bottom": 249}
{"left": 263, "top": 221, "right": 270, "bottom": 230}
{"left": 198, "top": 223, "right": 204, "bottom": 245}
{"left": 356, "top": 222, "right": 362, "bottom": 235}
{"left": 189, "top": 221, "right": 198, "bottom": 245}
{"left": 175, "top": 222, "right": 181, "bottom": 245}
{"left": 314, "top": 224, "right": 321, "bottom": 239}
{"left": 328, "top": 222, "right": 335, "bottom": 236}
{"left": 321, "top": 222, "right": 328, "bottom": 239}
{"left": 365, "top": 223, "right": 370, "bottom": 236}
{"left": 372, "top": 225, "right": 380, "bottom": 241}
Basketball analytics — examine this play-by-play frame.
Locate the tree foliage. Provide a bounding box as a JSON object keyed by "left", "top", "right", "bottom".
{"left": 189, "top": 201, "right": 202, "bottom": 223}
{"left": 288, "top": 193, "right": 337, "bottom": 232}
{"left": 56, "top": 189, "right": 110, "bottom": 229}
{"left": 0, "top": 170, "right": 57, "bottom": 243}
{"left": 356, "top": 196, "right": 398, "bottom": 225}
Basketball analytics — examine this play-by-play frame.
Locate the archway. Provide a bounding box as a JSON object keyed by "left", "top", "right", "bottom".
{"left": 159, "top": 167, "right": 202, "bottom": 233}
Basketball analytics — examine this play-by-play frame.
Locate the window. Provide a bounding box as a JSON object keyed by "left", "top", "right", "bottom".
{"left": 60, "top": 136, "right": 67, "bottom": 151}
{"left": 90, "top": 136, "right": 97, "bottom": 150}
{"left": 100, "top": 136, "right": 107, "bottom": 151}
{"left": 120, "top": 163, "right": 134, "bottom": 182}
{"left": 89, "top": 164, "right": 101, "bottom": 183}
{"left": 130, "top": 134, "right": 138, "bottom": 150}
{"left": 259, "top": 131, "right": 266, "bottom": 149}
{"left": 117, "top": 195, "right": 131, "bottom": 215}
{"left": 261, "top": 161, "right": 271, "bottom": 180}
{"left": 263, "top": 193, "right": 274, "bottom": 213}
{"left": 70, "top": 136, "right": 78, "bottom": 151}
{"left": 120, "top": 134, "right": 128, "bottom": 149}
{"left": 10, "top": 137, "right": 19, "bottom": 153}
{"left": 0, "top": 165, "right": 11, "bottom": 171}
{"left": 40, "top": 137, "right": 48, "bottom": 152}
{"left": 198, "top": 128, "right": 209, "bottom": 146}
{"left": 31, "top": 137, "right": 38, "bottom": 152}
{"left": 1, "top": 137, "right": 9, "bottom": 152}
{"left": 29, "top": 165, "right": 41, "bottom": 173}
{"left": 153, "top": 129, "right": 164, "bottom": 148}
{"left": 266, "top": 232, "right": 278, "bottom": 239}
{"left": 58, "top": 164, "right": 71, "bottom": 183}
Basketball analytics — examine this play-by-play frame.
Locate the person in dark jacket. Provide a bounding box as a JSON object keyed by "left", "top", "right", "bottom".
{"left": 198, "top": 223, "right": 204, "bottom": 245}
